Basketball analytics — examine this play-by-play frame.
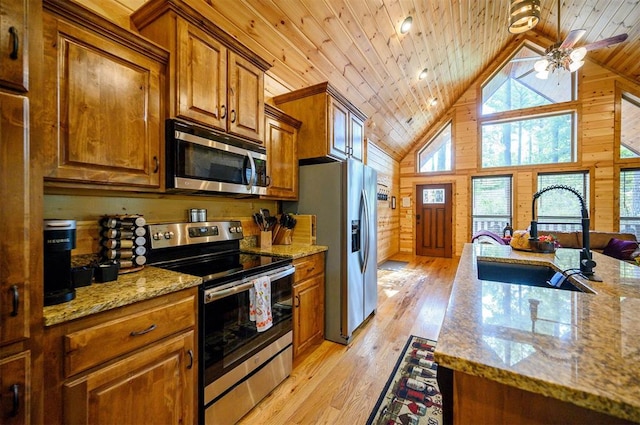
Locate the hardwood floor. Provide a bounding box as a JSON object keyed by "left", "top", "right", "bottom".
{"left": 238, "top": 254, "right": 459, "bottom": 424}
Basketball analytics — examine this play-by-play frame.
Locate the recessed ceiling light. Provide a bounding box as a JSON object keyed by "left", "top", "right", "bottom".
{"left": 400, "top": 16, "right": 413, "bottom": 34}
{"left": 418, "top": 68, "right": 428, "bottom": 80}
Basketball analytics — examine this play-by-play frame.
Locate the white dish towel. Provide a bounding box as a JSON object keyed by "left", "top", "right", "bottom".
{"left": 249, "top": 275, "right": 273, "bottom": 332}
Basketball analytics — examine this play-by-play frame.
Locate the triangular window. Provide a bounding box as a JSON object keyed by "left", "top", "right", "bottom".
{"left": 482, "top": 44, "right": 575, "bottom": 115}
{"left": 417, "top": 121, "right": 452, "bottom": 173}
{"left": 621, "top": 93, "right": 640, "bottom": 158}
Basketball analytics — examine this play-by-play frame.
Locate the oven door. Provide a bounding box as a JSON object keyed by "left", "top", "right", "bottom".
{"left": 201, "top": 265, "right": 294, "bottom": 402}
{"left": 166, "top": 120, "right": 268, "bottom": 195}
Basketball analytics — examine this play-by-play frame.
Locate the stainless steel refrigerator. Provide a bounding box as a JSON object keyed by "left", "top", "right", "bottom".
{"left": 285, "top": 159, "right": 377, "bottom": 345}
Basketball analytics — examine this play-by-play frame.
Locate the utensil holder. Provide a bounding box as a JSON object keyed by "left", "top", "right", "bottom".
{"left": 260, "top": 231, "right": 272, "bottom": 249}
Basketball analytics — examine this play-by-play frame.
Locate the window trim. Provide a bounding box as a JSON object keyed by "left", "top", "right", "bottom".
{"left": 618, "top": 167, "right": 640, "bottom": 239}
{"left": 416, "top": 119, "right": 455, "bottom": 174}
{"left": 614, "top": 81, "right": 640, "bottom": 165}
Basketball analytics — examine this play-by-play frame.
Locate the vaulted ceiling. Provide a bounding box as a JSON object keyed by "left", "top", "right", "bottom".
{"left": 111, "top": 0, "right": 640, "bottom": 160}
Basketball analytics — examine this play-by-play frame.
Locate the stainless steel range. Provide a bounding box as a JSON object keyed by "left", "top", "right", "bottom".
{"left": 145, "top": 221, "right": 294, "bottom": 424}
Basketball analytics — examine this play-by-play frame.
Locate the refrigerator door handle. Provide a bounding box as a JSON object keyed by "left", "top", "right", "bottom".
{"left": 361, "top": 188, "right": 370, "bottom": 274}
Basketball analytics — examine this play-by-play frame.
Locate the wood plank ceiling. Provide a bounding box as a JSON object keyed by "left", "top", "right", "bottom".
{"left": 111, "top": 0, "right": 640, "bottom": 161}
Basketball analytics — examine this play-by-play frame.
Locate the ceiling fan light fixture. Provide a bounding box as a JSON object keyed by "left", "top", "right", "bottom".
{"left": 568, "top": 60, "right": 584, "bottom": 72}
{"left": 418, "top": 68, "right": 428, "bottom": 80}
{"left": 400, "top": 16, "right": 413, "bottom": 34}
{"left": 508, "top": 0, "right": 541, "bottom": 34}
{"left": 535, "top": 70, "right": 549, "bottom": 80}
{"left": 534, "top": 58, "right": 549, "bottom": 72}
{"left": 570, "top": 46, "right": 587, "bottom": 62}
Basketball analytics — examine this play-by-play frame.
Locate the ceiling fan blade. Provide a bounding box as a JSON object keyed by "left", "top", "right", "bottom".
{"left": 560, "top": 29, "right": 587, "bottom": 49}
{"left": 583, "top": 33, "right": 629, "bottom": 51}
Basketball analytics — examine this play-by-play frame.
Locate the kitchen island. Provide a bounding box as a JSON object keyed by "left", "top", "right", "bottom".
{"left": 435, "top": 243, "right": 640, "bottom": 424}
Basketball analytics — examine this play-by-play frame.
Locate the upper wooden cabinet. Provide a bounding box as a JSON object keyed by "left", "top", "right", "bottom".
{"left": 132, "top": 0, "right": 271, "bottom": 144}
{"left": 264, "top": 104, "right": 301, "bottom": 200}
{"left": 41, "top": 0, "right": 168, "bottom": 190}
{"left": 273, "top": 82, "right": 367, "bottom": 163}
{"left": 0, "top": 0, "right": 28, "bottom": 91}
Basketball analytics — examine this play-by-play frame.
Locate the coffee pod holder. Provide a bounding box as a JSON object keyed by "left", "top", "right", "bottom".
{"left": 99, "top": 214, "right": 146, "bottom": 274}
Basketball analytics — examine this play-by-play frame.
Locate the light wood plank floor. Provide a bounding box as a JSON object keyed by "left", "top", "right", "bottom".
{"left": 238, "top": 254, "right": 459, "bottom": 424}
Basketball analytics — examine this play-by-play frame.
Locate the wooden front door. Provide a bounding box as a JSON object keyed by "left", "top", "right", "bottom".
{"left": 416, "top": 184, "right": 453, "bottom": 257}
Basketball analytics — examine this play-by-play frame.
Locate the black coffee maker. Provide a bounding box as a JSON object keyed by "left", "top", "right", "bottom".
{"left": 44, "top": 219, "right": 76, "bottom": 306}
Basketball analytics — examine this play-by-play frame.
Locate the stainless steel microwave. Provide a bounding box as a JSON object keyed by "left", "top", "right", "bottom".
{"left": 165, "top": 119, "right": 268, "bottom": 196}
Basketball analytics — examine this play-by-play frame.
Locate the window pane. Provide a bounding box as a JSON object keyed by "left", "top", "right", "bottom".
{"left": 536, "top": 172, "right": 589, "bottom": 232}
{"left": 472, "top": 176, "right": 512, "bottom": 235}
{"left": 423, "top": 188, "right": 445, "bottom": 204}
{"left": 481, "top": 114, "right": 574, "bottom": 168}
{"left": 482, "top": 45, "right": 574, "bottom": 115}
{"left": 418, "top": 122, "right": 452, "bottom": 172}
{"left": 620, "top": 169, "right": 640, "bottom": 239}
{"left": 621, "top": 94, "right": 640, "bottom": 159}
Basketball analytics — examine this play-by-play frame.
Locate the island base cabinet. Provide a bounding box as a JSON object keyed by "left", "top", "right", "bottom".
{"left": 452, "top": 371, "right": 635, "bottom": 425}
{"left": 63, "top": 331, "right": 194, "bottom": 425}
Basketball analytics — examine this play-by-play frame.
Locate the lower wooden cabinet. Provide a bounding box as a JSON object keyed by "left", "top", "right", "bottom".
{"left": 43, "top": 288, "right": 197, "bottom": 425}
{"left": 292, "top": 252, "right": 325, "bottom": 358}
{"left": 0, "top": 351, "right": 30, "bottom": 424}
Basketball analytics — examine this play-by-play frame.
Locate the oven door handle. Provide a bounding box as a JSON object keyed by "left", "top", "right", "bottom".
{"left": 204, "top": 266, "right": 295, "bottom": 304}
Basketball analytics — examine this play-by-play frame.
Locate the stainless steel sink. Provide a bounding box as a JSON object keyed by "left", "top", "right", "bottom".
{"left": 476, "top": 260, "right": 589, "bottom": 292}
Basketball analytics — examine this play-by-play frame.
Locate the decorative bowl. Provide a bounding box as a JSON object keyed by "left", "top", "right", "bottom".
{"left": 531, "top": 240, "right": 556, "bottom": 253}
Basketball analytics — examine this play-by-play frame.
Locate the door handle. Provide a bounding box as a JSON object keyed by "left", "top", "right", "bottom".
{"left": 416, "top": 214, "right": 420, "bottom": 221}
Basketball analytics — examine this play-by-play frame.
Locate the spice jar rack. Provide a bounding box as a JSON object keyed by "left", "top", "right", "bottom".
{"left": 99, "top": 214, "right": 147, "bottom": 273}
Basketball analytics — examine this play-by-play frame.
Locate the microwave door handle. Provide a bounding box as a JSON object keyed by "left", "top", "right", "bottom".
{"left": 246, "top": 151, "right": 257, "bottom": 191}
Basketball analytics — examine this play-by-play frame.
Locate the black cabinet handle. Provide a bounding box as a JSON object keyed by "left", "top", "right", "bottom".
{"left": 152, "top": 156, "right": 159, "bottom": 173}
{"left": 9, "top": 27, "right": 19, "bottom": 60}
{"left": 10, "top": 285, "right": 19, "bottom": 317}
{"left": 230, "top": 110, "right": 236, "bottom": 123}
{"left": 186, "top": 349, "right": 194, "bottom": 369}
{"left": 294, "top": 295, "right": 300, "bottom": 308}
{"left": 220, "top": 105, "right": 226, "bottom": 119}
{"left": 129, "top": 324, "right": 156, "bottom": 336}
{"left": 10, "top": 384, "right": 19, "bottom": 417}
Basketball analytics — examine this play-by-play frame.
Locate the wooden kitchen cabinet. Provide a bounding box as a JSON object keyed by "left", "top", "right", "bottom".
{"left": 292, "top": 252, "right": 325, "bottom": 358}
{"left": 273, "top": 82, "right": 367, "bottom": 163}
{"left": 264, "top": 104, "right": 301, "bottom": 199}
{"left": 0, "top": 0, "right": 28, "bottom": 92}
{"left": 132, "top": 0, "right": 271, "bottom": 144}
{"left": 43, "top": 288, "right": 197, "bottom": 425}
{"left": 41, "top": 0, "right": 168, "bottom": 190}
{"left": 0, "top": 351, "right": 30, "bottom": 424}
{"left": 1, "top": 0, "right": 44, "bottom": 423}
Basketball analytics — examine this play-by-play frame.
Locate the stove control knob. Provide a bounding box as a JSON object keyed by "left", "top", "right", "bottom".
{"left": 163, "top": 231, "right": 174, "bottom": 239}
{"left": 236, "top": 226, "right": 243, "bottom": 234}
{"left": 229, "top": 226, "right": 237, "bottom": 233}
{"left": 152, "top": 232, "right": 162, "bottom": 240}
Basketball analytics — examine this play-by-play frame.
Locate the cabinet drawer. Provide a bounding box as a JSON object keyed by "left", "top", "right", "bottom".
{"left": 64, "top": 295, "right": 195, "bottom": 377}
{"left": 293, "top": 253, "right": 324, "bottom": 283}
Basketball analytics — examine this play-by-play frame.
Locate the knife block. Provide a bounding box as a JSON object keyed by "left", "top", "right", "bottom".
{"left": 259, "top": 231, "right": 272, "bottom": 249}
{"left": 273, "top": 229, "right": 292, "bottom": 245}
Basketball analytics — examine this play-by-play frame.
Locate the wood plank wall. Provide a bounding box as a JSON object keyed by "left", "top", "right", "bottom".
{"left": 367, "top": 140, "right": 400, "bottom": 263}
{"left": 398, "top": 38, "right": 640, "bottom": 257}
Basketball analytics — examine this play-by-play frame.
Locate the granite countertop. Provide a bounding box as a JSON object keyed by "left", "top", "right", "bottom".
{"left": 242, "top": 243, "right": 328, "bottom": 259}
{"left": 43, "top": 266, "right": 202, "bottom": 327}
{"left": 43, "top": 245, "right": 326, "bottom": 327}
{"left": 434, "top": 243, "right": 640, "bottom": 422}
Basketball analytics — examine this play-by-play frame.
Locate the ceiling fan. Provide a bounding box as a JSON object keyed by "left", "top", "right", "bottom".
{"left": 526, "top": 1, "right": 628, "bottom": 79}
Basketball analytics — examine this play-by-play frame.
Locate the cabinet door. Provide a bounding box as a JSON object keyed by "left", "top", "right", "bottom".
{"left": 349, "top": 113, "right": 365, "bottom": 162}
{"left": 228, "top": 52, "right": 264, "bottom": 142}
{"left": 293, "top": 274, "right": 324, "bottom": 358}
{"left": 177, "top": 19, "right": 227, "bottom": 131}
{"left": 0, "top": 0, "right": 28, "bottom": 91}
{"left": 328, "top": 98, "right": 349, "bottom": 161}
{"left": 0, "top": 92, "right": 29, "bottom": 346}
{"left": 63, "top": 331, "right": 195, "bottom": 425}
{"left": 265, "top": 116, "right": 297, "bottom": 199}
{"left": 0, "top": 351, "right": 30, "bottom": 424}
{"left": 42, "top": 15, "right": 163, "bottom": 188}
